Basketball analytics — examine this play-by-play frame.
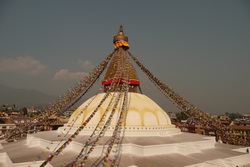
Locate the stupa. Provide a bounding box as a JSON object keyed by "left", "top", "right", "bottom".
{"left": 0, "top": 26, "right": 250, "bottom": 167}
{"left": 60, "top": 26, "right": 176, "bottom": 138}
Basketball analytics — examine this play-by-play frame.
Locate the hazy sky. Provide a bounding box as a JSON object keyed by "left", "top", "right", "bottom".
{"left": 0, "top": 0, "right": 250, "bottom": 115}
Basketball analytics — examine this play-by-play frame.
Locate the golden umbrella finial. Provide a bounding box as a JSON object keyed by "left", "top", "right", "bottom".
{"left": 113, "top": 25, "right": 129, "bottom": 49}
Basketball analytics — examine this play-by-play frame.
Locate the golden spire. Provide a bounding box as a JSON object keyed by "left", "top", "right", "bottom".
{"left": 102, "top": 26, "right": 139, "bottom": 92}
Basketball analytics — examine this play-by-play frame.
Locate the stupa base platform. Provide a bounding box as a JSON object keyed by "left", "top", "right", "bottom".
{"left": 1, "top": 130, "right": 250, "bottom": 167}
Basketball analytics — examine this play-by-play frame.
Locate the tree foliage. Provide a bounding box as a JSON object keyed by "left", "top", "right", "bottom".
{"left": 176, "top": 112, "right": 189, "bottom": 122}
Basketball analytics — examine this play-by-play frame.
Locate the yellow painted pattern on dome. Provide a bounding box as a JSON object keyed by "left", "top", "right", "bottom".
{"left": 68, "top": 93, "right": 172, "bottom": 127}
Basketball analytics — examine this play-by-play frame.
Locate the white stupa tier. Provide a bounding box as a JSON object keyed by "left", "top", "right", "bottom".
{"left": 58, "top": 92, "right": 180, "bottom": 137}
{"left": 1, "top": 132, "right": 250, "bottom": 167}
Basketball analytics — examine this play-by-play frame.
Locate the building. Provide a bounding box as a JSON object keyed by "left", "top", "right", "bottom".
{"left": 0, "top": 112, "right": 16, "bottom": 136}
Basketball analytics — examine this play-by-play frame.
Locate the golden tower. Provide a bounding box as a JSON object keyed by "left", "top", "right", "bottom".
{"left": 102, "top": 25, "right": 140, "bottom": 92}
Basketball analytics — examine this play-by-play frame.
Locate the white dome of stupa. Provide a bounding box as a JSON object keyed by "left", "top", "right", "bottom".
{"left": 61, "top": 92, "right": 179, "bottom": 136}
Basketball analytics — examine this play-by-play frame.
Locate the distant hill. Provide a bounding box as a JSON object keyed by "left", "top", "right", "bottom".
{"left": 0, "top": 84, "right": 57, "bottom": 108}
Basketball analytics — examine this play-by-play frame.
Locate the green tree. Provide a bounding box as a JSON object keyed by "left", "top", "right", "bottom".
{"left": 229, "top": 112, "right": 242, "bottom": 120}
{"left": 22, "top": 107, "right": 28, "bottom": 116}
{"left": 176, "top": 112, "right": 189, "bottom": 122}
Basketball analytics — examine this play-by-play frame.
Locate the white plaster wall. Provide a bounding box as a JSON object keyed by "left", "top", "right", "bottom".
{"left": 0, "top": 153, "right": 13, "bottom": 167}
{"left": 144, "top": 112, "right": 158, "bottom": 126}
{"left": 126, "top": 111, "right": 141, "bottom": 126}
{"left": 185, "top": 154, "right": 250, "bottom": 167}
{"left": 13, "top": 161, "right": 53, "bottom": 167}
{"left": 58, "top": 125, "right": 180, "bottom": 137}
{"left": 26, "top": 135, "right": 215, "bottom": 157}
